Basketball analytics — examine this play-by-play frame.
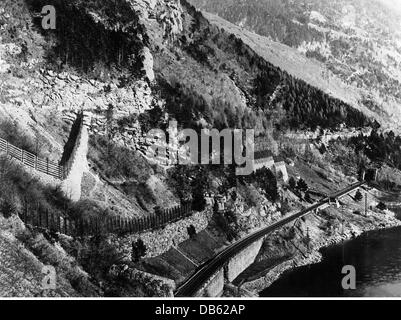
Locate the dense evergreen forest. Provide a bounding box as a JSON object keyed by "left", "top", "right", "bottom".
{"left": 350, "top": 130, "right": 401, "bottom": 169}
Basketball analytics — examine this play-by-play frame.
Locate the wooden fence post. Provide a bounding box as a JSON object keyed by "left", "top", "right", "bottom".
{"left": 88, "top": 217, "right": 92, "bottom": 234}
{"left": 23, "top": 204, "right": 27, "bottom": 224}
{"left": 83, "top": 218, "right": 87, "bottom": 236}
{"left": 38, "top": 207, "right": 42, "bottom": 227}
{"left": 104, "top": 217, "right": 109, "bottom": 234}
{"left": 49, "top": 211, "right": 53, "bottom": 231}
{"left": 45, "top": 209, "right": 49, "bottom": 229}
{"left": 108, "top": 217, "right": 112, "bottom": 232}
{"left": 86, "top": 218, "right": 90, "bottom": 235}
{"left": 147, "top": 216, "right": 151, "bottom": 230}
{"left": 52, "top": 212, "right": 56, "bottom": 232}
{"left": 95, "top": 217, "right": 99, "bottom": 235}
{"left": 80, "top": 218, "right": 84, "bottom": 237}
{"left": 35, "top": 203, "right": 39, "bottom": 227}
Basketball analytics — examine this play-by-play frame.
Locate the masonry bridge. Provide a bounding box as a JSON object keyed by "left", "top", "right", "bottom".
{"left": 175, "top": 181, "right": 367, "bottom": 297}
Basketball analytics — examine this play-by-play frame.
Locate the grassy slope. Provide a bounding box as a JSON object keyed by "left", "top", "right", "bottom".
{"left": 0, "top": 216, "right": 100, "bottom": 297}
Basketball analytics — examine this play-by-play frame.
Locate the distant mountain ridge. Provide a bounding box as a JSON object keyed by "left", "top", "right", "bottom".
{"left": 189, "top": 0, "right": 401, "bottom": 132}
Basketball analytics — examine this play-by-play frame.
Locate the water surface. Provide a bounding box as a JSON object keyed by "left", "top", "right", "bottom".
{"left": 261, "top": 216, "right": 401, "bottom": 297}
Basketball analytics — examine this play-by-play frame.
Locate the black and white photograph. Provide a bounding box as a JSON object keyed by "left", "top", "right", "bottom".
{"left": 0, "top": 0, "right": 401, "bottom": 307}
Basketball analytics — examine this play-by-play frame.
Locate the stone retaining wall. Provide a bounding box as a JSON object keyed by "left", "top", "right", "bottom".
{"left": 112, "top": 209, "right": 213, "bottom": 259}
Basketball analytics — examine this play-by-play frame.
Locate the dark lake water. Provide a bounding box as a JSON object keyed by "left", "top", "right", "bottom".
{"left": 261, "top": 206, "right": 401, "bottom": 297}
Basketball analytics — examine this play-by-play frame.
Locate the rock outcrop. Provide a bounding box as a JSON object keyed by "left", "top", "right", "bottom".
{"left": 109, "top": 264, "right": 175, "bottom": 297}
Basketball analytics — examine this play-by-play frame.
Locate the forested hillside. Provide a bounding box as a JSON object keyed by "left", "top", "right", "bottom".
{"left": 190, "top": 0, "right": 401, "bottom": 132}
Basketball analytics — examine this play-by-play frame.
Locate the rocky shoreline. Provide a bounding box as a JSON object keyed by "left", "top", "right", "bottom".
{"left": 238, "top": 208, "right": 401, "bottom": 296}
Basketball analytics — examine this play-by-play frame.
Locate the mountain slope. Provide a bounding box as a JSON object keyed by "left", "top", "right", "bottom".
{"left": 190, "top": 0, "right": 401, "bottom": 132}
{"left": 1, "top": 0, "right": 400, "bottom": 297}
